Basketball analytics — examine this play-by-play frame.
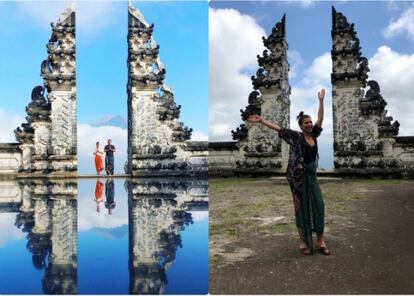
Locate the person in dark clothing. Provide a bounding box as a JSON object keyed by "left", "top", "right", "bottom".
{"left": 248, "top": 88, "right": 330, "bottom": 256}
{"left": 104, "top": 139, "right": 116, "bottom": 175}
{"left": 105, "top": 179, "right": 116, "bottom": 215}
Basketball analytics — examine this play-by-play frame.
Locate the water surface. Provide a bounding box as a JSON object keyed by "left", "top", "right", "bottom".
{"left": 0, "top": 177, "right": 208, "bottom": 294}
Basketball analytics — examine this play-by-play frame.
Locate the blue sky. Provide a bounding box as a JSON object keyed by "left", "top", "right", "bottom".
{"left": 209, "top": 1, "right": 414, "bottom": 169}
{"left": 0, "top": 1, "right": 208, "bottom": 173}
{"left": 1, "top": 1, "right": 208, "bottom": 130}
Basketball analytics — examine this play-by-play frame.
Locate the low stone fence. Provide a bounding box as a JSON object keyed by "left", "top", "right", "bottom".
{"left": 0, "top": 143, "right": 22, "bottom": 176}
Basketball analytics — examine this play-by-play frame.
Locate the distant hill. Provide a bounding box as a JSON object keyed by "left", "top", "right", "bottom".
{"left": 90, "top": 225, "right": 128, "bottom": 239}
{"left": 92, "top": 115, "right": 127, "bottom": 129}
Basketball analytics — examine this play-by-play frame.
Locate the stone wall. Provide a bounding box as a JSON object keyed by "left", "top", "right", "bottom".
{"left": 209, "top": 142, "right": 239, "bottom": 177}
{"left": 0, "top": 144, "right": 22, "bottom": 176}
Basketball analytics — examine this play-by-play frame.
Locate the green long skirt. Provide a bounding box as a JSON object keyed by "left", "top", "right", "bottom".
{"left": 297, "top": 162, "right": 325, "bottom": 252}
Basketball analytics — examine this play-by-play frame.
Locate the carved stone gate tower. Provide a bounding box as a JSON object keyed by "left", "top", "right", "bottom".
{"left": 12, "top": 4, "right": 77, "bottom": 177}
{"left": 209, "top": 15, "right": 291, "bottom": 175}
{"left": 331, "top": 7, "right": 414, "bottom": 176}
{"left": 126, "top": 2, "right": 208, "bottom": 177}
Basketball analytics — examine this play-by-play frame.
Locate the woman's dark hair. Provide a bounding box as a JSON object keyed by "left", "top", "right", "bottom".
{"left": 96, "top": 141, "right": 99, "bottom": 146}
{"left": 297, "top": 111, "right": 311, "bottom": 126}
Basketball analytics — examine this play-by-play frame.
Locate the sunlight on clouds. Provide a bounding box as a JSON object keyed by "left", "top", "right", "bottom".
{"left": 286, "top": 0, "right": 315, "bottom": 9}
{"left": 384, "top": 6, "right": 414, "bottom": 42}
{"left": 0, "top": 109, "right": 23, "bottom": 143}
{"left": 369, "top": 46, "right": 414, "bottom": 135}
{"left": 189, "top": 211, "right": 208, "bottom": 222}
{"left": 288, "top": 50, "right": 304, "bottom": 79}
{"left": 0, "top": 214, "right": 24, "bottom": 247}
{"left": 191, "top": 130, "right": 208, "bottom": 141}
{"left": 15, "top": 1, "right": 121, "bottom": 38}
{"left": 78, "top": 189, "right": 128, "bottom": 231}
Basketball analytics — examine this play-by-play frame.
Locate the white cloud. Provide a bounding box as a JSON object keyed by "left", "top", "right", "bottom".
{"left": 384, "top": 6, "right": 414, "bottom": 41}
{"left": 77, "top": 179, "right": 129, "bottom": 230}
{"left": 288, "top": 50, "right": 304, "bottom": 79}
{"left": 77, "top": 123, "right": 127, "bottom": 175}
{"left": 302, "top": 52, "right": 331, "bottom": 86}
{"left": 286, "top": 0, "right": 315, "bottom": 9}
{"left": 15, "top": 1, "right": 122, "bottom": 38}
{"left": 0, "top": 109, "right": 23, "bottom": 143}
{"left": 299, "top": 0, "right": 315, "bottom": 8}
{"left": 386, "top": 1, "right": 401, "bottom": 12}
{"left": 190, "top": 130, "right": 208, "bottom": 141}
{"left": 369, "top": 46, "right": 414, "bottom": 136}
{"left": 209, "top": 8, "right": 266, "bottom": 141}
{"left": 189, "top": 211, "right": 208, "bottom": 222}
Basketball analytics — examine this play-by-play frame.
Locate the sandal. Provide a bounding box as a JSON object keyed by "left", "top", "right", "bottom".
{"left": 318, "top": 246, "right": 331, "bottom": 256}
{"left": 299, "top": 242, "right": 313, "bottom": 255}
{"left": 301, "top": 248, "right": 313, "bottom": 255}
{"left": 299, "top": 244, "right": 307, "bottom": 251}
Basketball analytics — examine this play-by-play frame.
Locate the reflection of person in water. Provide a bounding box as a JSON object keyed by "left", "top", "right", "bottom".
{"left": 94, "top": 180, "right": 104, "bottom": 212}
{"left": 105, "top": 179, "right": 116, "bottom": 215}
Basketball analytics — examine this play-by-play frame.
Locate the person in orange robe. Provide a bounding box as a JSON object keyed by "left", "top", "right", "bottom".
{"left": 94, "top": 180, "right": 104, "bottom": 212}
{"left": 93, "top": 141, "right": 104, "bottom": 175}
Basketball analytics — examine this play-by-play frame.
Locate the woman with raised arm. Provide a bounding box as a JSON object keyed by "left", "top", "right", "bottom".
{"left": 248, "top": 88, "right": 330, "bottom": 255}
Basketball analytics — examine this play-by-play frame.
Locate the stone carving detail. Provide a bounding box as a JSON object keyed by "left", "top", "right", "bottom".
{"left": 360, "top": 80, "right": 387, "bottom": 116}
{"left": 240, "top": 91, "right": 262, "bottom": 121}
{"left": 156, "top": 86, "right": 181, "bottom": 121}
{"left": 172, "top": 122, "right": 193, "bottom": 142}
{"left": 228, "top": 14, "right": 291, "bottom": 171}
{"left": 262, "top": 14, "right": 286, "bottom": 47}
{"left": 41, "top": 7, "right": 76, "bottom": 88}
{"left": 331, "top": 7, "right": 405, "bottom": 173}
{"left": 14, "top": 86, "right": 51, "bottom": 147}
{"left": 231, "top": 124, "right": 248, "bottom": 141}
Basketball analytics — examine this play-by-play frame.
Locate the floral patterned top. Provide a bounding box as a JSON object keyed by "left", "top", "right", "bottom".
{"left": 278, "top": 125, "right": 323, "bottom": 211}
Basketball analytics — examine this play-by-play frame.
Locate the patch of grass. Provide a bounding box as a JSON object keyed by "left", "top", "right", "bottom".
{"left": 223, "top": 228, "right": 240, "bottom": 236}
{"left": 209, "top": 177, "right": 273, "bottom": 191}
{"left": 262, "top": 223, "right": 296, "bottom": 236}
{"left": 329, "top": 203, "right": 347, "bottom": 212}
{"left": 209, "top": 254, "right": 222, "bottom": 264}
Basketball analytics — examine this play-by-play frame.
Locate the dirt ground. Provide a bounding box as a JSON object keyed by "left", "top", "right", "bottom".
{"left": 209, "top": 177, "right": 414, "bottom": 294}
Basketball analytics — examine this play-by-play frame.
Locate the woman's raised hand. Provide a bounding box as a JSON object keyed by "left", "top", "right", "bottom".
{"left": 247, "top": 114, "right": 262, "bottom": 123}
{"left": 318, "top": 88, "right": 325, "bottom": 101}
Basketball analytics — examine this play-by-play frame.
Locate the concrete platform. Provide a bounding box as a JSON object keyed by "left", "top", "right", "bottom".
{"left": 77, "top": 174, "right": 131, "bottom": 179}
{"left": 270, "top": 175, "right": 343, "bottom": 184}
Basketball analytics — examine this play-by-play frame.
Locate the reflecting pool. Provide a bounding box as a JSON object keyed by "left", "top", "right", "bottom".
{"left": 0, "top": 178, "right": 208, "bottom": 294}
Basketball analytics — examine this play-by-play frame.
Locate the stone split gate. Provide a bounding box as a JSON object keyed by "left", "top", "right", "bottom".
{"left": 209, "top": 7, "right": 414, "bottom": 177}
{"left": 0, "top": 3, "right": 208, "bottom": 178}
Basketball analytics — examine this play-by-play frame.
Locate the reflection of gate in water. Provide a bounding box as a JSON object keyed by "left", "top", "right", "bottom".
{"left": 127, "top": 178, "right": 208, "bottom": 294}
{"left": 0, "top": 179, "right": 78, "bottom": 294}
{"left": 0, "top": 178, "right": 208, "bottom": 294}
